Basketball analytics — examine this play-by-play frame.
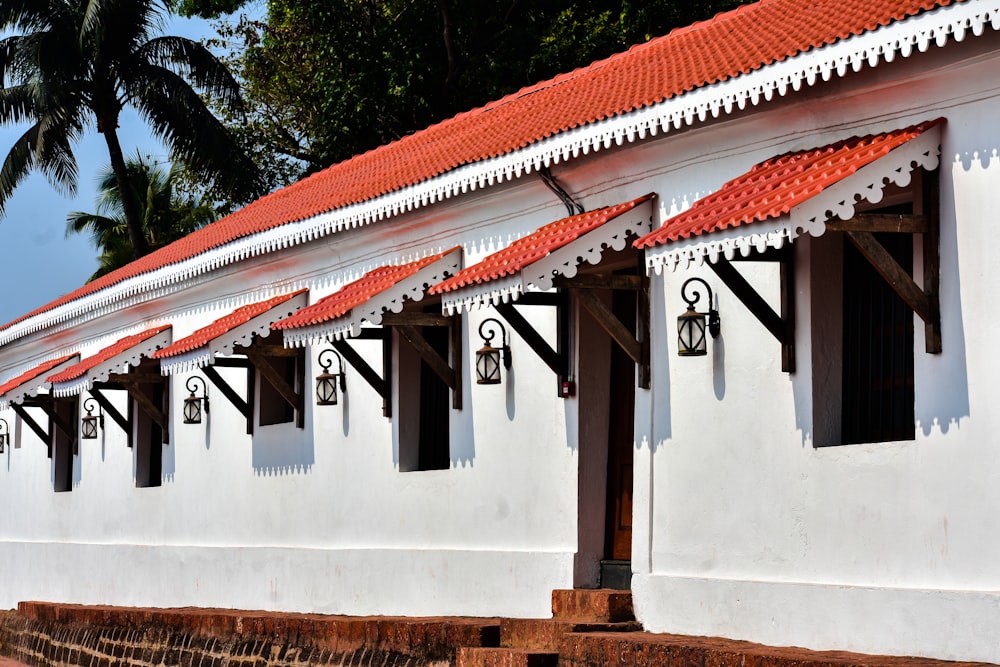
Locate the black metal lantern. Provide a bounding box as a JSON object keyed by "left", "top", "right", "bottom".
{"left": 316, "top": 348, "right": 346, "bottom": 406}
{"left": 81, "top": 397, "right": 103, "bottom": 439}
{"left": 677, "top": 277, "right": 720, "bottom": 356}
{"left": 183, "top": 376, "right": 209, "bottom": 424}
{"left": 476, "top": 318, "right": 511, "bottom": 385}
{"left": 0, "top": 418, "right": 8, "bottom": 453}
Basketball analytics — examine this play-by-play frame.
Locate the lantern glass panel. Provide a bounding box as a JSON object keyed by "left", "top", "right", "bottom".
{"left": 81, "top": 415, "right": 99, "bottom": 439}
{"left": 316, "top": 372, "right": 339, "bottom": 405}
{"left": 476, "top": 345, "right": 501, "bottom": 384}
{"left": 183, "top": 395, "right": 203, "bottom": 424}
{"left": 0, "top": 434, "right": 6, "bottom": 453}
{"left": 677, "top": 308, "right": 707, "bottom": 356}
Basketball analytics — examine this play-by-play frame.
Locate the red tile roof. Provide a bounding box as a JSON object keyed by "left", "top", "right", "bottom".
{"left": 154, "top": 290, "right": 307, "bottom": 359}
{"left": 431, "top": 194, "right": 655, "bottom": 294}
{"left": 0, "top": 0, "right": 960, "bottom": 332}
{"left": 0, "top": 354, "right": 77, "bottom": 398}
{"left": 634, "top": 119, "right": 944, "bottom": 249}
{"left": 47, "top": 325, "right": 172, "bottom": 384}
{"left": 275, "top": 252, "right": 457, "bottom": 330}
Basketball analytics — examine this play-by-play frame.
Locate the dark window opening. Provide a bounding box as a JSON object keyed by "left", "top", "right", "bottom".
{"left": 53, "top": 400, "right": 76, "bottom": 493}
{"left": 259, "top": 350, "right": 304, "bottom": 426}
{"left": 841, "top": 231, "right": 915, "bottom": 444}
{"left": 417, "top": 324, "right": 450, "bottom": 470}
{"left": 135, "top": 382, "right": 165, "bottom": 488}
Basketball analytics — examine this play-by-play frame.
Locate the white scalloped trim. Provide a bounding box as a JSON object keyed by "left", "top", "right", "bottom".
{"left": 283, "top": 249, "right": 463, "bottom": 348}
{"left": 645, "top": 124, "right": 942, "bottom": 273}
{"left": 158, "top": 292, "right": 309, "bottom": 375}
{"left": 51, "top": 328, "right": 174, "bottom": 398}
{"left": 1, "top": 0, "right": 994, "bottom": 345}
{"left": 442, "top": 202, "right": 654, "bottom": 314}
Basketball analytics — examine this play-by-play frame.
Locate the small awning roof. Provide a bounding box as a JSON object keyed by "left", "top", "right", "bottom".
{"left": 47, "top": 325, "right": 173, "bottom": 397}
{"left": 153, "top": 290, "right": 309, "bottom": 375}
{"left": 275, "top": 248, "right": 463, "bottom": 347}
{"left": 430, "top": 194, "right": 655, "bottom": 314}
{"left": 0, "top": 354, "right": 80, "bottom": 408}
{"left": 635, "top": 119, "right": 943, "bottom": 273}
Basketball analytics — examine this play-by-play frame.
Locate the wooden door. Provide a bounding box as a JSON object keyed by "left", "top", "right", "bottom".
{"left": 605, "top": 290, "right": 635, "bottom": 560}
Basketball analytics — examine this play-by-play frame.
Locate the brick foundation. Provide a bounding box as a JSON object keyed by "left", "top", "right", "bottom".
{"left": 0, "top": 603, "right": 501, "bottom": 667}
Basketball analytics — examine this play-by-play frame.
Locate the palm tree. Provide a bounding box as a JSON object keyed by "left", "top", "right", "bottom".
{"left": 67, "top": 152, "right": 216, "bottom": 280}
{"left": 0, "top": 0, "right": 262, "bottom": 259}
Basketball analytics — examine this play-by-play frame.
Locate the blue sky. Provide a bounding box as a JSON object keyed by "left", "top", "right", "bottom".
{"left": 0, "top": 10, "right": 255, "bottom": 326}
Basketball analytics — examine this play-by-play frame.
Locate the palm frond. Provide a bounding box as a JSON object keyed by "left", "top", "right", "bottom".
{"left": 135, "top": 35, "right": 245, "bottom": 113}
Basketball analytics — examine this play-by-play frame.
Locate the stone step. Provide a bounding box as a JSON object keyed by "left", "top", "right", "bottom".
{"left": 550, "top": 589, "right": 634, "bottom": 623}
{"left": 456, "top": 647, "right": 559, "bottom": 667}
{"left": 501, "top": 618, "right": 643, "bottom": 651}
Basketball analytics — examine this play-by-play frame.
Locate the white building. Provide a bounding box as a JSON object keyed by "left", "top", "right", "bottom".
{"left": 1, "top": 0, "right": 999, "bottom": 662}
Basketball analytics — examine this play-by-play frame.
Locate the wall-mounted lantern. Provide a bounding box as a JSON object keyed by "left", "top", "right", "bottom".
{"left": 677, "top": 277, "right": 721, "bottom": 356}
{"left": 183, "top": 376, "right": 209, "bottom": 424}
{"left": 0, "top": 418, "right": 8, "bottom": 453}
{"left": 81, "top": 397, "right": 104, "bottom": 439}
{"left": 316, "top": 348, "right": 346, "bottom": 406}
{"left": 476, "top": 318, "right": 512, "bottom": 385}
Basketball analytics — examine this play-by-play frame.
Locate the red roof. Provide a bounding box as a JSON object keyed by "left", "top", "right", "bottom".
{"left": 0, "top": 0, "right": 959, "bottom": 332}
{"left": 0, "top": 354, "right": 77, "bottom": 398}
{"left": 431, "top": 194, "right": 655, "bottom": 294}
{"left": 47, "top": 325, "right": 172, "bottom": 384}
{"left": 154, "top": 290, "right": 307, "bottom": 359}
{"left": 275, "top": 251, "right": 457, "bottom": 330}
{"left": 634, "top": 119, "right": 944, "bottom": 249}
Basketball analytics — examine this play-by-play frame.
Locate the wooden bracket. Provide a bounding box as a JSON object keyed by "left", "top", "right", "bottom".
{"left": 12, "top": 402, "right": 51, "bottom": 455}
{"left": 566, "top": 271, "right": 651, "bottom": 389}
{"left": 241, "top": 347, "right": 305, "bottom": 428}
{"left": 396, "top": 321, "right": 462, "bottom": 410}
{"left": 839, "top": 169, "right": 941, "bottom": 354}
{"left": 709, "top": 249, "right": 796, "bottom": 373}
{"left": 89, "top": 388, "right": 130, "bottom": 434}
{"left": 110, "top": 372, "right": 170, "bottom": 444}
{"left": 332, "top": 332, "right": 392, "bottom": 417}
{"left": 201, "top": 365, "right": 253, "bottom": 434}
{"left": 22, "top": 396, "right": 77, "bottom": 454}
{"left": 494, "top": 299, "right": 570, "bottom": 392}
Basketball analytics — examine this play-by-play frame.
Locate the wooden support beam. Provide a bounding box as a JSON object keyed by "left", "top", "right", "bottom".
{"left": 110, "top": 372, "right": 167, "bottom": 385}
{"left": 919, "top": 169, "right": 942, "bottom": 354}
{"left": 846, "top": 231, "right": 935, "bottom": 326}
{"left": 125, "top": 386, "right": 169, "bottom": 444}
{"left": 554, "top": 274, "right": 644, "bottom": 290}
{"left": 397, "top": 325, "right": 456, "bottom": 390}
{"left": 494, "top": 302, "right": 566, "bottom": 378}
{"left": 382, "top": 328, "right": 393, "bottom": 418}
{"left": 90, "top": 388, "right": 130, "bottom": 434}
{"left": 332, "top": 338, "right": 389, "bottom": 401}
{"left": 827, "top": 212, "right": 929, "bottom": 233}
{"left": 574, "top": 288, "right": 644, "bottom": 367}
{"left": 11, "top": 403, "right": 49, "bottom": 452}
{"left": 29, "top": 397, "right": 76, "bottom": 451}
{"left": 381, "top": 312, "right": 453, "bottom": 327}
{"left": 202, "top": 365, "right": 253, "bottom": 434}
{"left": 243, "top": 349, "right": 304, "bottom": 420}
{"left": 709, "top": 257, "right": 795, "bottom": 373}
{"left": 515, "top": 292, "right": 563, "bottom": 307}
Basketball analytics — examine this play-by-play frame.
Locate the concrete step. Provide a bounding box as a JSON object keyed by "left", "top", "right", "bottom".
{"left": 456, "top": 647, "right": 559, "bottom": 667}
{"left": 501, "top": 618, "right": 643, "bottom": 651}
{"left": 550, "top": 589, "right": 634, "bottom": 623}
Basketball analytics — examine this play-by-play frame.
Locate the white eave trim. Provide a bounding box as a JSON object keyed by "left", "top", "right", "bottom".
{"left": 644, "top": 125, "right": 942, "bottom": 273}
{"left": 50, "top": 328, "right": 174, "bottom": 398}
{"left": 1, "top": 0, "right": 995, "bottom": 345}
{"left": 442, "top": 199, "right": 653, "bottom": 314}
{"left": 0, "top": 355, "right": 80, "bottom": 409}
{"left": 158, "top": 291, "right": 309, "bottom": 376}
{"left": 282, "top": 248, "right": 463, "bottom": 348}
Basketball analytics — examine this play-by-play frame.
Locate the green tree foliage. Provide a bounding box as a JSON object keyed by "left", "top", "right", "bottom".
{"left": 67, "top": 153, "right": 217, "bottom": 281}
{"left": 174, "top": 0, "right": 745, "bottom": 189}
{"left": 0, "top": 0, "right": 263, "bottom": 260}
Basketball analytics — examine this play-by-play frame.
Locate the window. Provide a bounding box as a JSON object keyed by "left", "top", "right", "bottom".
{"left": 841, "top": 232, "right": 914, "bottom": 444}
{"left": 52, "top": 399, "right": 77, "bottom": 492}
{"left": 397, "top": 312, "right": 455, "bottom": 471}
{"left": 133, "top": 380, "right": 166, "bottom": 488}
{"left": 259, "top": 352, "right": 303, "bottom": 426}
{"left": 248, "top": 332, "right": 305, "bottom": 428}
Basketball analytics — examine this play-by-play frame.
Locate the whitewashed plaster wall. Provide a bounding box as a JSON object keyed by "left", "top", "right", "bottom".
{"left": 631, "top": 37, "right": 1000, "bottom": 664}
